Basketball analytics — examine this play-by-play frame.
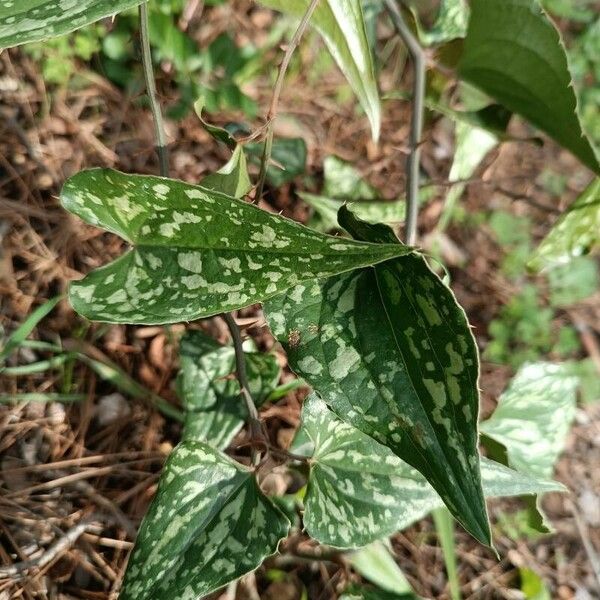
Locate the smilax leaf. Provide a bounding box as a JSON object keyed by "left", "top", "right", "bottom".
{"left": 120, "top": 441, "right": 289, "bottom": 600}
{"left": 0, "top": 0, "right": 144, "bottom": 48}
{"left": 295, "top": 396, "right": 564, "bottom": 548}
{"left": 178, "top": 330, "right": 280, "bottom": 449}
{"left": 459, "top": 0, "right": 599, "bottom": 173}
{"left": 61, "top": 169, "right": 413, "bottom": 324}
{"left": 265, "top": 206, "right": 491, "bottom": 545}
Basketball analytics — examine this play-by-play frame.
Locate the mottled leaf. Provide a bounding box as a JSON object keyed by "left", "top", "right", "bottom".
{"left": 200, "top": 145, "right": 252, "bottom": 199}
{"left": 458, "top": 0, "right": 599, "bottom": 173}
{"left": 259, "top": 0, "right": 380, "bottom": 140}
{"left": 178, "top": 330, "right": 280, "bottom": 449}
{"left": 301, "top": 155, "right": 403, "bottom": 232}
{"left": 0, "top": 0, "right": 144, "bottom": 48}
{"left": 481, "top": 362, "right": 579, "bottom": 478}
{"left": 61, "top": 169, "right": 413, "bottom": 324}
{"left": 301, "top": 192, "right": 405, "bottom": 233}
{"left": 120, "top": 441, "right": 289, "bottom": 600}
{"left": 266, "top": 207, "right": 491, "bottom": 545}
{"left": 296, "top": 396, "right": 563, "bottom": 548}
{"left": 530, "top": 178, "right": 600, "bottom": 269}
{"left": 418, "top": 0, "right": 469, "bottom": 45}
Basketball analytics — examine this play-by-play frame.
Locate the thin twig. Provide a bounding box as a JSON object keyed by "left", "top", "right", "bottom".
{"left": 139, "top": 1, "right": 169, "bottom": 177}
{"left": 255, "top": 0, "right": 321, "bottom": 199}
{"left": 0, "top": 517, "right": 98, "bottom": 578}
{"left": 384, "top": 0, "right": 425, "bottom": 245}
{"left": 222, "top": 313, "right": 263, "bottom": 467}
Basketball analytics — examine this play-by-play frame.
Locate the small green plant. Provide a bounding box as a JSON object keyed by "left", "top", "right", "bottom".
{"left": 1, "top": 0, "right": 600, "bottom": 597}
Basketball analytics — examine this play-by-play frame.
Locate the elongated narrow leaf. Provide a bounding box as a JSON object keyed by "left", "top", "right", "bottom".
{"left": 266, "top": 207, "right": 491, "bottom": 545}
{"left": 458, "top": 0, "right": 599, "bottom": 173}
{"left": 340, "top": 586, "right": 417, "bottom": 600}
{"left": 178, "top": 330, "right": 280, "bottom": 449}
{"left": 259, "top": 0, "right": 380, "bottom": 140}
{"left": 481, "top": 362, "right": 579, "bottom": 478}
{"left": 61, "top": 169, "right": 412, "bottom": 324}
{"left": 0, "top": 0, "right": 144, "bottom": 48}
{"left": 296, "top": 396, "right": 563, "bottom": 547}
{"left": 530, "top": 178, "right": 600, "bottom": 269}
{"left": 120, "top": 441, "right": 289, "bottom": 600}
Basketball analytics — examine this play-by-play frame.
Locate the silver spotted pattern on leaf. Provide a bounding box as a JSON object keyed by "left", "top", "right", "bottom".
{"left": 0, "top": 0, "right": 144, "bottom": 48}
{"left": 61, "top": 169, "right": 413, "bottom": 324}
{"left": 265, "top": 206, "right": 491, "bottom": 545}
{"left": 120, "top": 441, "right": 289, "bottom": 600}
{"left": 297, "top": 396, "right": 564, "bottom": 548}
{"left": 178, "top": 330, "right": 280, "bottom": 449}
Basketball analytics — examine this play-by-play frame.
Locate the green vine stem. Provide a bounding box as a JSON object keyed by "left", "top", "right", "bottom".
{"left": 139, "top": 1, "right": 169, "bottom": 177}
{"left": 256, "top": 0, "right": 321, "bottom": 199}
{"left": 383, "top": 0, "right": 425, "bottom": 245}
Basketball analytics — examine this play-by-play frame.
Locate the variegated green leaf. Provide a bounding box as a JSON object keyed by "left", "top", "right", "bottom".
{"left": 418, "top": 0, "right": 469, "bottom": 45}
{"left": 530, "top": 178, "right": 600, "bottom": 269}
{"left": 296, "top": 396, "right": 563, "bottom": 548}
{"left": 458, "top": 0, "right": 600, "bottom": 173}
{"left": 0, "top": 0, "right": 143, "bottom": 48}
{"left": 178, "top": 330, "right": 280, "bottom": 449}
{"left": 301, "top": 193, "right": 406, "bottom": 233}
{"left": 265, "top": 207, "right": 491, "bottom": 545}
{"left": 120, "top": 441, "right": 289, "bottom": 600}
{"left": 481, "top": 362, "right": 579, "bottom": 478}
{"left": 300, "top": 155, "right": 405, "bottom": 232}
{"left": 258, "top": 0, "right": 380, "bottom": 140}
{"left": 61, "top": 169, "right": 413, "bottom": 324}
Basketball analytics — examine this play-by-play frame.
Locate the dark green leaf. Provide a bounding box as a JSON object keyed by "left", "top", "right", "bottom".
{"left": 458, "top": 0, "right": 599, "bottom": 173}
{"left": 0, "top": 0, "right": 144, "bottom": 48}
{"left": 258, "top": 0, "right": 380, "bottom": 140}
{"left": 178, "top": 330, "right": 280, "bottom": 449}
{"left": 295, "top": 396, "right": 562, "bottom": 547}
{"left": 266, "top": 206, "right": 491, "bottom": 545}
{"left": 120, "top": 441, "right": 289, "bottom": 600}
{"left": 246, "top": 138, "right": 307, "bottom": 187}
{"left": 481, "top": 362, "right": 579, "bottom": 478}
{"left": 61, "top": 169, "right": 413, "bottom": 324}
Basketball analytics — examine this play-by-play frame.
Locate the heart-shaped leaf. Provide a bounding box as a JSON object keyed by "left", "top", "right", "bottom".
{"left": 0, "top": 0, "right": 144, "bottom": 48}
{"left": 258, "top": 0, "right": 381, "bottom": 140}
{"left": 120, "top": 441, "right": 289, "bottom": 600}
{"left": 265, "top": 207, "right": 491, "bottom": 546}
{"left": 178, "top": 330, "right": 280, "bottom": 449}
{"left": 295, "top": 395, "right": 563, "bottom": 548}
{"left": 61, "top": 169, "right": 412, "bottom": 324}
{"left": 481, "top": 362, "right": 579, "bottom": 478}
{"left": 458, "top": 0, "right": 599, "bottom": 173}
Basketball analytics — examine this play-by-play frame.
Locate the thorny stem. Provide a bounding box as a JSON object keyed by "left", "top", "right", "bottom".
{"left": 222, "top": 313, "right": 264, "bottom": 467}
{"left": 384, "top": 0, "right": 425, "bottom": 246}
{"left": 139, "top": 2, "right": 169, "bottom": 177}
{"left": 256, "top": 0, "right": 321, "bottom": 199}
